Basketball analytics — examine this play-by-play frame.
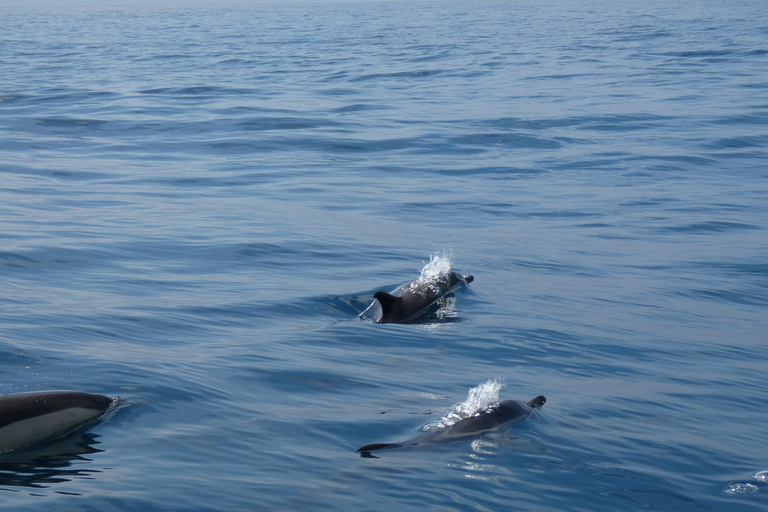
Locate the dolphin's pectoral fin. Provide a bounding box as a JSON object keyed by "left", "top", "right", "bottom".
{"left": 373, "top": 292, "right": 401, "bottom": 317}
{"left": 355, "top": 442, "right": 404, "bottom": 453}
{"left": 527, "top": 396, "right": 546, "bottom": 408}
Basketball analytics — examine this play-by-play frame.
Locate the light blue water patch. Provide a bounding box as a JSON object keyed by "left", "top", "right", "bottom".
{"left": 1, "top": 0, "right": 767, "bottom": 510}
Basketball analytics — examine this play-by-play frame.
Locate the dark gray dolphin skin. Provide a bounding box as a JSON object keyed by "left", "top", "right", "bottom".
{"left": 0, "top": 391, "right": 113, "bottom": 453}
{"left": 356, "top": 395, "right": 545, "bottom": 456}
{"left": 373, "top": 270, "right": 474, "bottom": 323}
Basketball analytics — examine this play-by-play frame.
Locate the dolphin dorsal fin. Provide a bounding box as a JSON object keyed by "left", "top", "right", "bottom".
{"left": 373, "top": 292, "right": 401, "bottom": 317}
{"left": 355, "top": 443, "right": 403, "bottom": 453}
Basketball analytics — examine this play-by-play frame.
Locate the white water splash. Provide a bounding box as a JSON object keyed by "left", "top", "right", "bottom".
{"left": 418, "top": 251, "right": 453, "bottom": 280}
{"left": 423, "top": 379, "right": 504, "bottom": 432}
{"left": 723, "top": 482, "right": 759, "bottom": 494}
{"left": 405, "top": 252, "right": 453, "bottom": 295}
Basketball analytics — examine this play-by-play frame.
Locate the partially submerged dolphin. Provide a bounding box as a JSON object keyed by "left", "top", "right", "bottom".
{"left": 372, "top": 270, "right": 474, "bottom": 323}
{"left": 0, "top": 391, "right": 113, "bottom": 453}
{"left": 356, "top": 395, "right": 545, "bottom": 456}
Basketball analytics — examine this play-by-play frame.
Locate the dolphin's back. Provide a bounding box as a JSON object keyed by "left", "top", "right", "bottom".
{"left": 0, "top": 391, "right": 112, "bottom": 453}
{"left": 374, "top": 270, "right": 473, "bottom": 323}
{"left": 356, "top": 396, "right": 545, "bottom": 455}
{"left": 0, "top": 391, "right": 111, "bottom": 428}
{"left": 448, "top": 399, "right": 531, "bottom": 434}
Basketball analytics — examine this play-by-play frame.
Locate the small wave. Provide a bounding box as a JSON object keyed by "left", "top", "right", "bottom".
{"left": 349, "top": 69, "right": 445, "bottom": 82}
{"left": 661, "top": 221, "right": 760, "bottom": 234}
{"left": 423, "top": 379, "right": 503, "bottom": 432}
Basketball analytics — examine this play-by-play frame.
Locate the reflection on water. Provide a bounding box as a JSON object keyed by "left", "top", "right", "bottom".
{"left": 0, "top": 433, "right": 105, "bottom": 491}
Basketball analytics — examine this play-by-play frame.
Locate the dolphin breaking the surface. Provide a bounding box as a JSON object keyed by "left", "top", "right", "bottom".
{"left": 371, "top": 268, "right": 474, "bottom": 323}
{"left": 0, "top": 391, "right": 113, "bottom": 453}
{"left": 356, "top": 394, "right": 545, "bottom": 456}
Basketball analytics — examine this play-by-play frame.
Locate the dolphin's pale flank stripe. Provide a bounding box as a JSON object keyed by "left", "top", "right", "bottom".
{"left": 0, "top": 391, "right": 112, "bottom": 453}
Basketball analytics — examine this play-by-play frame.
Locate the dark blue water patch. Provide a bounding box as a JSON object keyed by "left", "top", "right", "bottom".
{"left": 236, "top": 116, "right": 344, "bottom": 132}
{"left": 680, "top": 288, "right": 768, "bottom": 307}
{"left": 666, "top": 203, "right": 754, "bottom": 214}
{"left": 637, "top": 154, "right": 718, "bottom": 169}
{"left": 132, "top": 53, "right": 200, "bottom": 62}
{"left": 610, "top": 28, "right": 675, "bottom": 43}
{"left": 524, "top": 72, "right": 599, "bottom": 81}
{"left": 512, "top": 259, "right": 600, "bottom": 277}
{"left": 317, "top": 85, "right": 361, "bottom": 96}
{"left": 0, "top": 347, "right": 42, "bottom": 369}
{"left": 658, "top": 49, "right": 739, "bottom": 60}
{"left": 704, "top": 135, "right": 768, "bottom": 149}
{"left": 433, "top": 166, "right": 547, "bottom": 177}
{"left": 529, "top": 113, "right": 668, "bottom": 133}
{"left": 689, "top": 261, "right": 768, "bottom": 279}
{"left": 33, "top": 117, "right": 109, "bottom": 129}
{"left": 348, "top": 69, "right": 447, "bottom": 82}
{"left": 7, "top": 116, "right": 203, "bottom": 142}
{"left": 407, "top": 49, "right": 455, "bottom": 63}
{"left": 32, "top": 313, "right": 215, "bottom": 347}
{"left": 253, "top": 369, "right": 379, "bottom": 395}
{"left": 549, "top": 157, "right": 624, "bottom": 170}
{"left": 119, "top": 172, "right": 279, "bottom": 189}
{"left": 0, "top": 247, "right": 120, "bottom": 276}
{"left": 162, "top": 301, "right": 320, "bottom": 330}
{"left": 0, "top": 93, "right": 32, "bottom": 106}
{"left": 619, "top": 197, "right": 682, "bottom": 208}
{"left": 712, "top": 112, "right": 768, "bottom": 126}
{"left": 574, "top": 222, "right": 614, "bottom": 229}
{"left": 0, "top": 164, "right": 112, "bottom": 182}
{"left": 660, "top": 221, "right": 761, "bottom": 234}
{"left": 738, "top": 82, "right": 768, "bottom": 89}
{"left": 136, "top": 85, "right": 255, "bottom": 98}
{"left": 17, "top": 89, "right": 120, "bottom": 107}
{"left": 0, "top": 251, "right": 37, "bottom": 268}
{"left": 519, "top": 210, "right": 605, "bottom": 220}
{"left": 448, "top": 132, "right": 563, "bottom": 150}
{"left": 200, "top": 135, "right": 416, "bottom": 155}
{"left": 331, "top": 103, "right": 391, "bottom": 114}
{"left": 2, "top": 240, "right": 355, "bottom": 277}
{"left": 581, "top": 119, "right": 665, "bottom": 132}
{"left": 498, "top": 329, "right": 653, "bottom": 380}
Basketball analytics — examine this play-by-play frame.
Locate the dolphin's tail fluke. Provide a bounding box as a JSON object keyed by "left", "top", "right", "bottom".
{"left": 355, "top": 442, "right": 404, "bottom": 454}
{"left": 527, "top": 396, "right": 546, "bottom": 409}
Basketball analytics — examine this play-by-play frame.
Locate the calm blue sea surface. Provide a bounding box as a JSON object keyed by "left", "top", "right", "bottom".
{"left": 1, "top": 0, "right": 767, "bottom": 509}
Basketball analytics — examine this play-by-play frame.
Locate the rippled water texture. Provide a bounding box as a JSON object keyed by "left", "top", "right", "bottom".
{"left": 1, "top": 0, "right": 767, "bottom": 510}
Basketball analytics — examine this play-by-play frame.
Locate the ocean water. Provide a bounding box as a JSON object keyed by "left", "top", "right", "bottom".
{"left": 1, "top": 0, "right": 767, "bottom": 509}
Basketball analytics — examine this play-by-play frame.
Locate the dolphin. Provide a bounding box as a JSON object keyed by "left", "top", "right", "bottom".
{"left": 356, "top": 395, "right": 545, "bottom": 456}
{"left": 372, "top": 270, "right": 474, "bottom": 323}
{"left": 0, "top": 391, "right": 113, "bottom": 453}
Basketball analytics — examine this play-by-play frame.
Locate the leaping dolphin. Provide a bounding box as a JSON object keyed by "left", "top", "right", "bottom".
{"left": 356, "top": 395, "right": 545, "bottom": 456}
{"left": 372, "top": 270, "right": 474, "bottom": 323}
{"left": 0, "top": 391, "right": 113, "bottom": 453}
